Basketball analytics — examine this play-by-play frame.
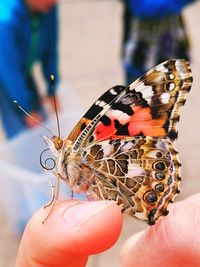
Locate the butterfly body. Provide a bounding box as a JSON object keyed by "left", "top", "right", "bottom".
{"left": 43, "top": 59, "right": 192, "bottom": 225}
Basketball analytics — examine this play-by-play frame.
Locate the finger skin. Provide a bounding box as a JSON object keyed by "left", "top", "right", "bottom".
{"left": 16, "top": 200, "right": 122, "bottom": 267}
{"left": 184, "top": 193, "right": 200, "bottom": 205}
{"left": 120, "top": 199, "right": 200, "bottom": 267}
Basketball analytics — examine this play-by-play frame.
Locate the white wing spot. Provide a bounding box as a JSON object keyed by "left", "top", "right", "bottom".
{"left": 168, "top": 82, "right": 175, "bottom": 91}
{"left": 110, "top": 88, "right": 118, "bottom": 95}
{"left": 109, "top": 109, "right": 130, "bottom": 122}
{"left": 127, "top": 166, "right": 145, "bottom": 177}
{"left": 161, "top": 92, "right": 170, "bottom": 104}
{"left": 96, "top": 100, "right": 106, "bottom": 107}
{"left": 135, "top": 81, "right": 145, "bottom": 92}
{"left": 103, "top": 145, "right": 112, "bottom": 156}
{"left": 137, "top": 85, "right": 154, "bottom": 104}
{"left": 169, "top": 73, "right": 175, "bottom": 80}
{"left": 99, "top": 101, "right": 106, "bottom": 107}
{"left": 122, "top": 141, "right": 133, "bottom": 151}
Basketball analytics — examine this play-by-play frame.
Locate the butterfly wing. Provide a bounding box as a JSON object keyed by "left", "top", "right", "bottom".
{"left": 69, "top": 59, "right": 192, "bottom": 151}
{"left": 65, "top": 59, "right": 192, "bottom": 225}
{"left": 67, "top": 85, "right": 125, "bottom": 144}
{"left": 82, "top": 137, "right": 180, "bottom": 225}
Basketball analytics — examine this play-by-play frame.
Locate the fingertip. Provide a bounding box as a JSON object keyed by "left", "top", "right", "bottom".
{"left": 16, "top": 200, "right": 122, "bottom": 267}
{"left": 57, "top": 200, "right": 123, "bottom": 255}
{"left": 81, "top": 200, "right": 123, "bottom": 254}
{"left": 120, "top": 201, "right": 200, "bottom": 267}
{"left": 184, "top": 193, "right": 200, "bottom": 206}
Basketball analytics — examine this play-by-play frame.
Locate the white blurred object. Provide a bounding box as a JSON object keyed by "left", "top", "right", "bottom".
{"left": 58, "top": 80, "right": 83, "bottom": 113}
{"left": 0, "top": 83, "right": 87, "bottom": 235}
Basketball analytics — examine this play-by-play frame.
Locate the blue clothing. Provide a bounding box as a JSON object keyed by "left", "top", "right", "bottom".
{"left": 0, "top": 0, "right": 59, "bottom": 138}
{"left": 122, "top": 0, "right": 195, "bottom": 85}
{"left": 127, "top": 0, "right": 195, "bottom": 19}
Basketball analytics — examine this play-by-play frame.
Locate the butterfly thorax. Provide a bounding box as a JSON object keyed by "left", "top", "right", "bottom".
{"left": 56, "top": 140, "right": 93, "bottom": 193}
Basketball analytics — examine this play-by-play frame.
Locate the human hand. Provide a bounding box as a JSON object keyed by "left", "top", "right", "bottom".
{"left": 16, "top": 195, "right": 200, "bottom": 267}
{"left": 120, "top": 193, "right": 200, "bottom": 267}
{"left": 24, "top": 112, "right": 43, "bottom": 128}
{"left": 16, "top": 200, "right": 122, "bottom": 267}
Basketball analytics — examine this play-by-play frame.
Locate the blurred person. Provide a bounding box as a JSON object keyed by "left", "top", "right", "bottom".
{"left": 16, "top": 195, "right": 200, "bottom": 266}
{"left": 0, "top": 0, "right": 59, "bottom": 139}
{"left": 122, "top": 0, "right": 196, "bottom": 84}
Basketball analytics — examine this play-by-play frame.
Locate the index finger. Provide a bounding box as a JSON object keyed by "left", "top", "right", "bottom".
{"left": 16, "top": 200, "right": 122, "bottom": 267}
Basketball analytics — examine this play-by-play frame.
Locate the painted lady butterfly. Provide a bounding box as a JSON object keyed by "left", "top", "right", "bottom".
{"left": 42, "top": 59, "right": 192, "bottom": 225}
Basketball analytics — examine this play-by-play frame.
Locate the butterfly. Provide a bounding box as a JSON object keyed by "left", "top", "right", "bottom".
{"left": 41, "top": 59, "right": 192, "bottom": 225}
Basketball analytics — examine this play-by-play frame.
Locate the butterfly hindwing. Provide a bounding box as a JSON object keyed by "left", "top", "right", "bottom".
{"left": 82, "top": 137, "right": 180, "bottom": 225}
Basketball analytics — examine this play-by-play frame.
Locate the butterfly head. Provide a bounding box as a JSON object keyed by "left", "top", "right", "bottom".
{"left": 52, "top": 136, "right": 64, "bottom": 151}
{"left": 40, "top": 135, "right": 66, "bottom": 171}
{"left": 41, "top": 135, "right": 64, "bottom": 153}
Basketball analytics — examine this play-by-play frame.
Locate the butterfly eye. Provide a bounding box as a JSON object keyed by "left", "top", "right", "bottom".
{"left": 143, "top": 190, "right": 158, "bottom": 204}
{"left": 53, "top": 137, "right": 63, "bottom": 150}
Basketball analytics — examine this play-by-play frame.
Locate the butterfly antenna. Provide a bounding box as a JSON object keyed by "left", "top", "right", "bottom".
{"left": 50, "top": 75, "right": 61, "bottom": 138}
{"left": 13, "top": 100, "right": 55, "bottom": 136}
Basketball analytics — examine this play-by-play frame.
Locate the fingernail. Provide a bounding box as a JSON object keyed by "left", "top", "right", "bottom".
{"left": 62, "top": 201, "right": 113, "bottom": 227}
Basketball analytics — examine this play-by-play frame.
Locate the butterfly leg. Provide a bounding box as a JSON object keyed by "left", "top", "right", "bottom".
{"left": 42, "top": 174, "right": 60, "bottom": 223}
{"left": 43, "top": 177, "right": 56, "bottom": 209}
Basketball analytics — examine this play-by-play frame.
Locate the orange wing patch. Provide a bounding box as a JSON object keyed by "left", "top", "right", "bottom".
{"left": 129, "top": 106, "right": 166, "bottom": 136}
{"left": 93, "top": 106, "right": 166, "bottom": 142}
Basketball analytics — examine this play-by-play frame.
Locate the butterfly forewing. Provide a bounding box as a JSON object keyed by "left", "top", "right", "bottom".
{"left": 69, "top": 59, "right": 192, "bottom": 151}
{"left": 67, "top": 85, "right": 125, "bottom": 146}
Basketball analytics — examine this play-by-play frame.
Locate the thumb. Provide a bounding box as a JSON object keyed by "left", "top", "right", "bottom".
{"left": 120, "top": 199, "right": 200, "bottom": 267}
{"left": 16, "top": 200, "right": 122, "bottom": 267}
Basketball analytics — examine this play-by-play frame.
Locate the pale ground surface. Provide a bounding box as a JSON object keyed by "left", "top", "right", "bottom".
{"left": 0, "top": 0, "right": 200, "bottom": 266}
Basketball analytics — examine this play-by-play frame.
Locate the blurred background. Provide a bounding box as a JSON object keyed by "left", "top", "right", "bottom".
{"left": 0, "top": 0, "right": 200, "bottom": 266}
